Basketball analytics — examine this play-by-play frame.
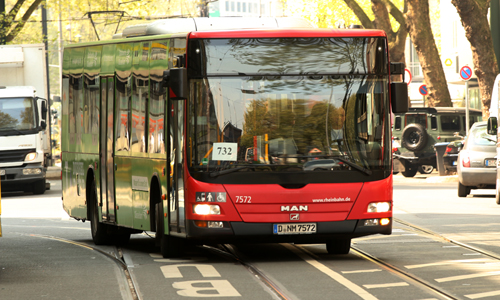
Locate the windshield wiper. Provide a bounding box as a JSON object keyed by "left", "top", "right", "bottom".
{"left": 209, "top": 166, "right": 253, "bottom": 178}
{"left": 334, "top": 156, "right": 372, "bottom": 176}
{"left": 0, "top": 127, "right": 24, "bottom": 135}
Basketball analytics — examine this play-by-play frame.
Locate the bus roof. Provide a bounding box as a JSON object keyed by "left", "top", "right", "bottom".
{"left": 119, "top": 17, "right": 314, "bottom": 38}
{"left": 188, "top": 28, "right": 387, "bottom": 39}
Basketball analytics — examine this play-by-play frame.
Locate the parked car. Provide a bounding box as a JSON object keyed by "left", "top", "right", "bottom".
{"left": 392, "top": 107, "right": 482, "bottom": 177}
{"left": 442, "top": 134, "right": 465, "bottom": 174}
{"left": 457, "top": 121, "right": 497, "bottom": 197}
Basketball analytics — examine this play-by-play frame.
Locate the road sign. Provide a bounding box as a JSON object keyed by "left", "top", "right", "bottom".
{"left": 460, "top": 65, "right": 473, "bottom": 81}
{"left": 419, "top": 84, "right": 428, "bottom": 96}
{"left": 404, "top": 68, "right": 412, "bottom": 85}
{"left": 444, "top": 58, "right": 453, "bottom": 67}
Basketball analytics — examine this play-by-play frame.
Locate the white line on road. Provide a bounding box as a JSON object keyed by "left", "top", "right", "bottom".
{"left": 342, "top": 269, "right": 382, "bottom": 274}
{"left": 405, "top": 259, "right": 492, "bottom": 269}
{"left": 465, "top": 290, "right": 500, "bottom": 299}
{"left": 283, "top": 244, "right": 379, "bottom": 300}
{"left": 436, "top": 270, "right": 500, "bottom": 283}
{"left": 363, "top": 282, "right": 409, "bottom": 289}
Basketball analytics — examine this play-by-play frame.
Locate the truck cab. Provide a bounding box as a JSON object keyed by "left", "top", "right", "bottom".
{"left": 0, "top": 86, "right": 49, "bottom": 194}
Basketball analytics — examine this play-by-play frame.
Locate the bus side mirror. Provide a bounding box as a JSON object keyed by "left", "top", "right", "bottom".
{"left": 391, "top": 82, "right": 408, "bottom": 113}
{"left": 487, "top": 116, "right": 497, "bottom": 135}
{"left": 163, "top": 68, "right": 188, "bottom": 100}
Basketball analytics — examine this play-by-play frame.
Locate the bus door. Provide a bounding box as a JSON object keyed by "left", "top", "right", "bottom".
{"left": 168, "top": 100, "right": 185, "bottom": 233}
{"left": 99, "top": 77, "right": 116, "bottom": 222}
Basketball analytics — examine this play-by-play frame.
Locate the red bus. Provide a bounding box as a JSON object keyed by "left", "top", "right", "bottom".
{"left": 61, "top": 17, "right": 408, "bottom": 257}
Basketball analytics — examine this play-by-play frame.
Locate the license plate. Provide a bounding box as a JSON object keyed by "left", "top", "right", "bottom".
{"left": 0, "top": 169, "right": 4, "bottom": 176}
{"left": 273, "top": 223, "right": 317, "bottom": 235}
{"left": 452, "top": 161, "right": 457, "bottom": 166}
{"left": 486, "top": 159, "right": 496, "bottom": 167}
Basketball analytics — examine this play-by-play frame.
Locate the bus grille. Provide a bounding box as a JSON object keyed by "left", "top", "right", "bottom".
{"left": 0, "top": 149, "right": 36, "bottom": 163}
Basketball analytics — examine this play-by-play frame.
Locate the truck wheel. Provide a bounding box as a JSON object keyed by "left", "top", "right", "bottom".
{"left": 496, "top": 185, "right": 500, "bottom": 205}
{"left": 326, "top": 239, "right": 351, "bottom": 255}
{"left": 402, "top": 123, "right": 427, "bottom": 152}
{"left": 458, "top": 182, "right": 471, "bottom": 197}
{"left": 155, "top": 202, "right": 183, "bottom": 258}
{"left": 33, "top": 179, "right": 46, "bottom": 195}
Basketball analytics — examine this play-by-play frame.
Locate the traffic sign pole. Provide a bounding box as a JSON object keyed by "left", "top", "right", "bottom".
{"left": 460, "top": 66, "right": 473, "bottom": 135}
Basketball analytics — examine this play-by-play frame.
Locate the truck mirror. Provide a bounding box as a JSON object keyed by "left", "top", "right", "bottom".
{"left": 390, "top": 82, "right": 409, "bottom": 113}
{"left": 163, "top": 68, "right": 188, "bottom": 100}
{"left": 487, "top": 117, "right": 497, "bottom": 135}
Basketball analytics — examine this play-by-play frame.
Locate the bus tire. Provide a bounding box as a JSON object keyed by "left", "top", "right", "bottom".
{"left": 90, "top": 182, "right": 112, "bottom": 245}
{"left": 33, "top": 179, "right": 46, "bottom": 195}
{"left": 155, "top": 202, "right": 183, "bottom": 258}
{"left": 326, "top": 239, "right": 351, "bottom": 255}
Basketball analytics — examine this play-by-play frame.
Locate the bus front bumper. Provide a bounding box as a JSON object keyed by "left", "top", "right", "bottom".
{"left": 184, "top": 218, "right": 392, "bottom": 243}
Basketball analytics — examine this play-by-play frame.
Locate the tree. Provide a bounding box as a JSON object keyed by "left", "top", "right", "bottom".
{"left": 451, "top": 0, "right": 498, "bottom": 117}
{"left": 0, "top": 0, "right": 44, "bottom": 44}
{"left": 405, "top": 0, "right": 452, "bottom": 107}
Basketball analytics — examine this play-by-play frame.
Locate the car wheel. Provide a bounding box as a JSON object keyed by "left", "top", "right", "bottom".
{"left": 418, "top": 165, "right": 434, "bottom": 174}
{"left": 326, "top": 239, "right": 351, "bottom": 255}
{"left": 401, "top": 123, "right": 428, "bottom": 152}
{"left": 458, "top": 181, "right": 471, "bottom": 197}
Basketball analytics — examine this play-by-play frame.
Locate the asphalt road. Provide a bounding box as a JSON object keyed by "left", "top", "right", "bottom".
{"left": 2, "top": 174, "right": 500, "bottom": 300}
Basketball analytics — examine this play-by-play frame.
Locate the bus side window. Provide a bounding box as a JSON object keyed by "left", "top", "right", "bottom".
{"left": 431, "top": 115, "right": 437, "bottom": 130}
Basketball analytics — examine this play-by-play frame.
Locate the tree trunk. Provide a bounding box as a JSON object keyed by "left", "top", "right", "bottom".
{"left": 451, "top": 0, "right": 498, "bottom": 118}
{"left": 405, "top": 0, "right": 452, "bottom": 107}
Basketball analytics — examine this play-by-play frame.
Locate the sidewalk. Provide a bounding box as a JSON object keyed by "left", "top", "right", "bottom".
{"left": 46, "top": 166, "right": 61, "bottom": 180}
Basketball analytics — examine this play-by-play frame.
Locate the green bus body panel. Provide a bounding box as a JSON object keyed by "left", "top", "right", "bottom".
{"left": 62, "top": 152, "right": 97, "bottom": 220}
{"left": 101, "top": 44, "right": 116, "bottom": 75}
{"left": 62, "top": 34, "right": 175, "bottom": 235}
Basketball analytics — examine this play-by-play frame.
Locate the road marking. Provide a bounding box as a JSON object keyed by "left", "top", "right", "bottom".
{"left": 161, "top": 264, "right": 221, "bottom": 278}
{"left": 465, "top": 290, "right": 500, "bottom": 299}
{"left": 284, "top": 244, "right": 379, "bottom": 300}
{"left": 406, "top": 259, "right": 492, "bottom": 269}
{"left": 436, "top": 270, "right": 500, "bottom": 283}
{"left": 363, "top": 282, "right": 409, "bottom": 289}
{"left": 342, "top": 269, "right": 382, "bottom": 274}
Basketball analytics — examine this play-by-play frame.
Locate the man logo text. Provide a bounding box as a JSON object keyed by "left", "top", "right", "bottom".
{"left": 281, "top": 206, "right": 308, "bottom": 212}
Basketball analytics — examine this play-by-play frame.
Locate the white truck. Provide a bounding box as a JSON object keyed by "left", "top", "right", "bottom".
{"left": 0, "top": 45, "right": 51, "bottom": 194}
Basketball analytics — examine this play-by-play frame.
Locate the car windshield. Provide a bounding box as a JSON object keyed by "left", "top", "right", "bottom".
{"left": 0, "top": 97, "right": 37, "bottom": 132}
{"left": 468, "top": 125, "right": 496, "bottom": 147}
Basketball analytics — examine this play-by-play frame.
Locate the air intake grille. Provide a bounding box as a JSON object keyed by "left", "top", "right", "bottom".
{"left": 0, "top": 149, "right": 35, "bottom": 163}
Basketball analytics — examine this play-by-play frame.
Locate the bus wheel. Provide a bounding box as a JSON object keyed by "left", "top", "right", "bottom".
{"left": 155, "top": 203, "right": 183, "bottom": 258}
{"left": 326, "top": 239, "right": 351, "bottom": 255}
{"left": 90, "top": 184, "right": 111, "bottom": 245}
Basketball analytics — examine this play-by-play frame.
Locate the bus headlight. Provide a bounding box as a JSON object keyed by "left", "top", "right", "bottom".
{"left": 25, "top": 152, "right": 37, "bottom": 161}
{"left": 367, "top": 202, "right": 391, "bottom": 213}
{"left": 193, "top": 204, "right": 221, "bottom": 215}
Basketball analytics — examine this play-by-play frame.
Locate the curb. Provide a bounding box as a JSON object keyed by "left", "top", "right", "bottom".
{"left": 425, "top": 175, "right": 458, "bottom": 183}
{"left": 46, "top": 166, "right": 61, "bottom": 180}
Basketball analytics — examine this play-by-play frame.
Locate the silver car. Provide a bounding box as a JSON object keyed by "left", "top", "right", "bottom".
{"left": 457, "top": 121, "right": 497, "bottom": 197}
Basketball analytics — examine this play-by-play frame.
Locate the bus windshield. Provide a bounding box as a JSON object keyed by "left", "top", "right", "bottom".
{"left": 0, "top": 97, "right": 37, "bottom": 135}
{"left": 187, "top": 37, "right": 390, "bottom": 183}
